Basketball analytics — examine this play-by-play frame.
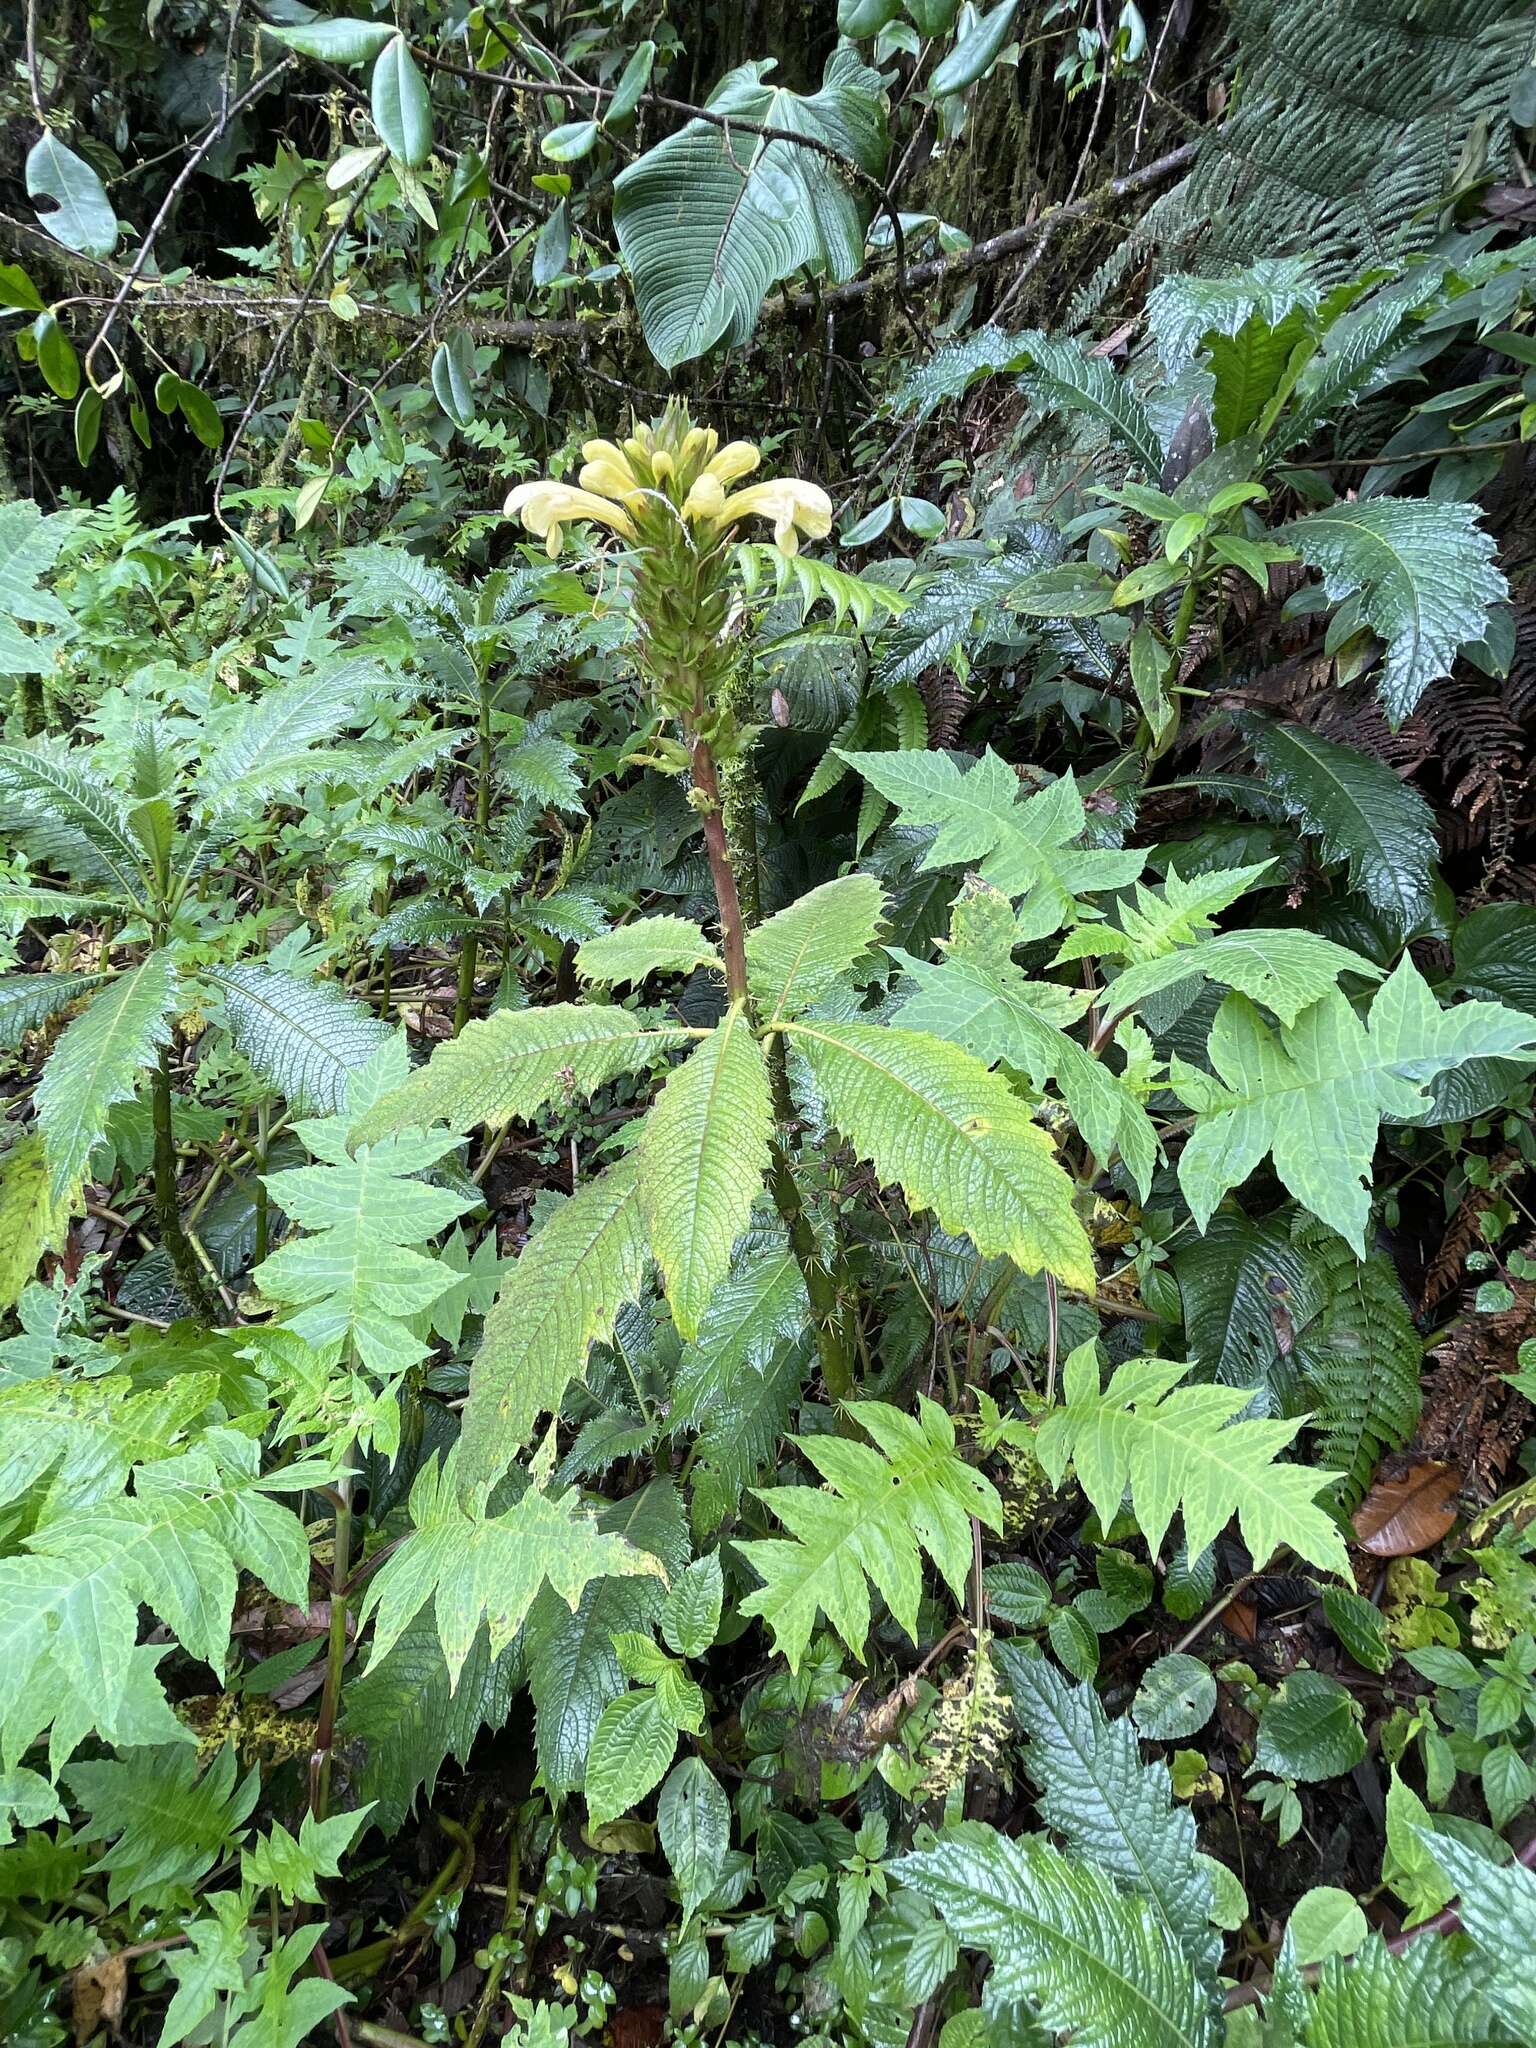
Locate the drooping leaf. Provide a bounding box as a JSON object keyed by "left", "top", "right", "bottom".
{"left": 460, "top": 1157, "right": 650, "bottom": 1491}
{"left": 1034, "top": 1344, "right": 1352, "bottom": 1577}
{"left": 576, "top": 916, "right": 720, "bottom": 988}
{"left": 737, "top": 1396, "right": 1002, "bottom": 1670}
{"left": 1172, "top": 957, "right": 1536, "bottom": 1253}
{"left": 1282, "top": 497, "right": 1506, "bottom": 724}
{"left": 1351, "top": 1460, "right": 1459, "bottom": 1557}
{"left": 0, "top": 1135, "right": 75, "bottom": 1313}
{"left": 1102, "top": 928, "right": 1378, "bottom": 1031}
{"left": 637, "top": 1005, "right": 774, "bottom": 1340}
{"left": 1009, "top": 332, "right": 1163, "bottom": 474}
{"left": 0, "top": 741, "right": 153, "bottom": 900}
{"left": 613, "top": 49, "right": 888, "bottom": 367}
{"left": 1417, "top": 1832, "right": 1536, "bottom": 2038}
{"left": 897, "top": 1822, "right": 1220, "bottom": 2048}
{"left": 1291, "top": 1223, "right": 1422, "bottom": 1508}
{"left": 206, "top": 963, "right": 393, "bottom": 1117}
{"left": 371, "top": 34, "right": 434, "bottom": 166}
{"left": 1224, "top": 721, "right": 1439, "bottom": 939}
{"left": 66, "top": 1743, "right": 258, "bottom": 1909}
{"left": 1304, "top": 1932, "right": 1518, "bottom": 2048}
{"left": 787, "top": 1019, "right": 1095, "bottom": 1289}
{"left": 0, "top": 970, "right": 108, "bottom": 1053}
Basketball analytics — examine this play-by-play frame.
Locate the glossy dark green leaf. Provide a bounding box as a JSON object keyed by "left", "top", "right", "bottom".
{"left": 372, "top": 35, "right": 434, "bottom": 167}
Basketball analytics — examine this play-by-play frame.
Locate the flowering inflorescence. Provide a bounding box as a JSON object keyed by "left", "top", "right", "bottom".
{"left": 503, "top": 404, "right": 831, "bottom": 766}
{"left": 504, "top": 403, "right": 832, "bottom": 562}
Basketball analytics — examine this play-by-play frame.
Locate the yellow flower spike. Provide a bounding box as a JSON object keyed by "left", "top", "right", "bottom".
{"left": 712, "top": 478, "right": 833, "bottom": 555}
{"left": 704, "top": 441, "right": 761, "bottom": 487}
{"left": 651, "top": 451, "right": 675, "bottom": 483}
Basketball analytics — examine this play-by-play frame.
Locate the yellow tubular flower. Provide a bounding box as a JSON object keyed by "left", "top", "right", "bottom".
{"left": 681, "top": 473, "right": 727, "bottom": 522}
{"left": 504, "top": 480, "right": 637, "bottom": 557}
{"left": 711, "top": 479, "right": 833, "bottom": 556}
{"left": 704, "top": 441, "right": 761, "bottom": 487}
{"left": 578, "top": 457, "right": 645, "bottom": 502}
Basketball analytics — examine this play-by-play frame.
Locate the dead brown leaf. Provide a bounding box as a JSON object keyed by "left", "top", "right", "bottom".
{"left": 1353, "top": 1461, "right": 1460, "bottom": 1556}
{"left": 72, "top": 1952, "right": 126, "bottom": 2042}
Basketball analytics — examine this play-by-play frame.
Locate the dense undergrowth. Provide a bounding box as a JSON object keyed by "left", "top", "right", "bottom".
{"left": 3, "top": 2, "right": 1536, "bottom": 2045}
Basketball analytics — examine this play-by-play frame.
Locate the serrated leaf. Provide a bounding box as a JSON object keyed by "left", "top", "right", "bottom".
{"left": 746, "top": 874, "right": 885, "bottom": 1020}
{"left": 997, "top": 1648, "right": 1217, "bottom": 1965}
{"left": 67, "top": 1743, "right": 258, "bottom": 1909}
{"left": 737, "top": 1396, "right": 1001, "bottom": 1670}
{"left": 461, "top": 1156, "right": 650, "bottom": 1491}
{"left": 839, "top": 750, "right": 1142, "bottom": 942}
{"left": 35, "top": 955, "right": 179, "bottom": 1204}
{"left": 1417, "top": 1833, "right": 1536, "bottom": 2037}
{"left": 897, "top": 1822, "right": 1220, "bottom": 2048}
{"left": 0, "top": 741, "right": 151, "bottom": 900}
{"left": 638, "top": 1005, "right": 774, "bottom": 1340}
{"left": 340, "top": 1612, "right": 520, "bottom": 1834}
{"left": 255, "top": 1112, "right": 476, "bottom": 1379}
{"left": 1172, "top": 958, "right": 1536, "bottom": 1253}
{"left": 1035, "top": 1346, "right": 1351, "bottom": 1577}
{"left": 787, "top": 1019, "right": 1095, "bottom": 1289}
{"left": 1230, "top": 721, "right": 1439, "bottom": 939}
{"left": 1010, "top": 333, "right": 1162, "bottom": 474}
{"left": 1255, "top": 1670, "right": 1364, "bottom": 1782}
{"left": 0, "top": 1135, "right": 75, "bottom": 1313}
{"left": 208, "top": 963, "right": 393, "bottom": 1117}
{"left": 350, "top": 1003, "right": 690, "bottom": 1144}
{"left": 576, "top": 916, "right": 720, "bottom": 987}
{"left": 1103, "top": 927, "right": 1378, "bottom": 1030}
{"left": 658, "top": 1757, "right": 731, "bottom": 1915}
{"left": 1306, "top": 1932, "right": 1518, "bottom": 2048}
{"left": 360, "top": 1452, "right": 666, "bottom": 1689}
{"left": 0, "top": 970, "right": 108, "bottom": 1052}
{"left": 1282, "top": 497, "right": 1506, "bottom": 724}
{"left": 585, "top": 1689, "right": 678, "bottom": 1826}
{"left": 892, "top": 953, "right": 1158, "bottom": 1200}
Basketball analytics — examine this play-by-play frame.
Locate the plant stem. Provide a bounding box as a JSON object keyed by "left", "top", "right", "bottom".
{"left": 689, "top": 721, "right": 856, "bottom": 1399}
{"left": 150, "top": 1046, "right": 222, "bottom": 1323}
{"left": 253, "top": 1098, "right": 270, "bottom": 1266}
{"left": 310, "top": 1464, "right": 354, "bottom": 1821}
{"left": 453, "top": 662, "right": 496, "bottom": 1035}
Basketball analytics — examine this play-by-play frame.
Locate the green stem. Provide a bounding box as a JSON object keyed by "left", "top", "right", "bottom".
{"left": 253, "top": 1099, "right": 270, "bottom": 1266}
{"left": 689, "top": 720, "right": 857, "bottom": 1401}
{"left": 151, "top": 1046, "right": 222, "bottom": 1323}
{"left": 453, "top": 664, "right": 496, "bottom": 1036}
{"left": 310, "top": 1464, "right": 353, "bottom": 1821}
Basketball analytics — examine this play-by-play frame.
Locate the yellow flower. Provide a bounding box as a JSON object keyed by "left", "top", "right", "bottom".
{"left": 711, "top": 478, "right": 833, "bottom": 556}
{"left": 503, "top": 480, "right": 637, "bottom": 557}
{"left": 703, "top": 440, "right": 760, "bottom": 487}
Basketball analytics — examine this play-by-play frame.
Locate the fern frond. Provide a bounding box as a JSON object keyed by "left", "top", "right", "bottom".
{"left": 350, "top": 1004, "right": 693, "bottom": 1145}
{"left": 1012, "top": 331, "right": 1162, "bottom": 475}
{"left": 736, "top": 544, "right": 908, "bottom": 631}
{"left": 196, "top": 658, "right": 396, "bottom": 816}
{"left": 34, "top": 955, "right": 179, "bottom": 1204}
{"left": 1291, "top": 1223, "right": 1422, "bottom": 1508}
{"left": 1034, "top": 1343, "right": 1352, "bottom": 1576}
{"left": 460, "top": 1157, "right": 650, "bottom": 1492}
{"left": 897, "top": 1822, "right": 1221, "bottom": 2048}
{"left": 786, "top": 1019, "right": 1095, "bottom": 1289}
{"left": 637, "top": 1005, "right": 774, "bottom": 1339}
{"left": 737, "top": 1396, "right": 1002, "bottom": 1669}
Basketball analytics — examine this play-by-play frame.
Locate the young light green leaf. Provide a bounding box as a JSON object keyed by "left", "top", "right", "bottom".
{"left": 746, "top": 874, "right": 885, "bottom": 1020}
{"left": 638, "top": 1005, "right": 774, "bottom": 1340}
{"left": 738, "top": 1396, "right": 1002, "bottom": 1670}
{"left": 787, "top": 1019, "right": 1096, "bottom": 1289}
{"left": 577, "top": 916, "right": 720, "bottom": 988}
{"left": 1172, "top": 957, "right": 1536, "bottom": 1253}
{"left": 1034, "top": 1345, "right": 1351, "bottom": 1577}
{"left": 461, "top": 1156, "right": 650, "bottom": 1491}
